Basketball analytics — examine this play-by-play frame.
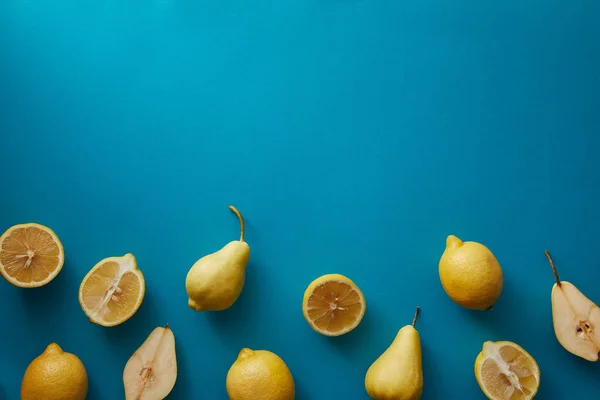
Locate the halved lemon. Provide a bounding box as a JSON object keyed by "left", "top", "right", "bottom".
{"left": 302, "top": 274, "right": 366, "bottom": 336}
{"left": 475, "top": 341, "right": 540, "bottom": 400}
{"left": 0, "top": 223, "right": 64, "bottom": 288}
{"left": 79, "top": 254, "right": 145, "bottom": 327}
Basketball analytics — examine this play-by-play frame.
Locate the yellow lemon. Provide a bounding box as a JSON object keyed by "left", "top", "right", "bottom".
{"left": 226, "top": 348, "right": 294, "bottom": 400}
{"left": 439, "top": 235, "right": 503, "bottom": 310}
{"left": 0, "top": 223, "right": 64, "bottom": 288}
{"left": 475, "top": 341, "right": 540, "bottom": 400}
{"left": 79, "top": 253, "right": 145, "bottom": 327}
{"left": 302, "top": 274, "right": 366, "bottom": 336}
{"left": 21, "top": 343, "right": 88, "bottom": 400}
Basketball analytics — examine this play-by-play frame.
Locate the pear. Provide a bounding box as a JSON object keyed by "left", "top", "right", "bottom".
{"left": 186, "top": 205, "right": 250, "bottom": 312}
{"left": 123, "top": 325, "right": 177, "bottom": 400}
{"left": 545, "top": 250, "right": 600, "bottom": 361}
{"left": 365, "top": 307, "right": 423, "bottom": 400}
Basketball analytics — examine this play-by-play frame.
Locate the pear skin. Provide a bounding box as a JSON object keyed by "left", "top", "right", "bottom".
{"left": 365, "top": 308, "right": 423, "bottom": 400}
{"left": 186, "top": 206, "right": 250, "bottom": 312}
{"left": 123, "top": 325, "right": 177, "bottom": 400}
{"left": 546, "top": 251, "right": 600, "bottom": 361}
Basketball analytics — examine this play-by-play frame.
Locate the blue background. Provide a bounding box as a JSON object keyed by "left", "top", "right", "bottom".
{"left": 1, "top": 0, "right": 599, "bottom": 399}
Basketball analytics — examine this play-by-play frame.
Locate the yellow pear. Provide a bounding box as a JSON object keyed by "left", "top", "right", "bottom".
{"left": 439, "top": 235, "right": 503, "bottom": 310}
{"left": 186, "top": 206, "right": 250, "bottom": 311}
{"left": 365, "top": 307, "right": 423, "bottom": 400}
{"left": 545, "top": 250, "right": 600, "bottom": 361}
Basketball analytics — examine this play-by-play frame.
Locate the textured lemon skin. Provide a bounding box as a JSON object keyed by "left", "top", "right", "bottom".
{"left": 439, "top": 235, "right": 503, "bottom": 310}
{"left": 226, "top": 348, "right": 294, "bottom": 400}
{"left": 21, "top": 343, "right": 88, "bottom": 400}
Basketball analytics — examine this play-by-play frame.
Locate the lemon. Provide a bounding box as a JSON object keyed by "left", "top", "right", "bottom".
{"left": 475, "top": 341, "right": 540, "bottom": 400}
{"left": 79, "top": 253, "right": 145, "bottom": 327}
{"left": 302, "top": 273, "right": 366, "bottom": 336}
{"left": 226, "top": 348, "right": 295, "bottom": 400}
{"left": 0, "top": 223, "right": 64, "bottom": 288}
{"left": 439, "top": 235, "right": 503, "bottom": 310}
{"left": 21, "top": 343, "right": 88, "bottom": 400}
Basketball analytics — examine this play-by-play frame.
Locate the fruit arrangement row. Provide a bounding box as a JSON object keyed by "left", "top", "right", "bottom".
{"left": 1, "top": 206, "right": 598, "bottom": 400}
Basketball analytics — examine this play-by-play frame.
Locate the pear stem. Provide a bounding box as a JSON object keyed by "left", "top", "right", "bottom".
{"left": 412, "top": 307, "right": 420, "bottom": 327}
{"left": 544, "top": 250, "right": 562, "bottom": 288}
{"left": 229, "top": 205, "right": 245, "bottom": 242}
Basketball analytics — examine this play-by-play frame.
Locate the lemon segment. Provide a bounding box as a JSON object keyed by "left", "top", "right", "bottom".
{"left": 302, "top": 274, "right": 366, "bottom": 336}
{"left": 0, "top": 223, "right": 64, "bottom": 288}
{"left": 475, "top": 341, "right": 540, "bottom": 400}
{"left": 79, "top": 254, "right": 145, "bottom": 327}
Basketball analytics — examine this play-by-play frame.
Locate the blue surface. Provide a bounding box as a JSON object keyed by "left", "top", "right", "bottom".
{"left": 1, "top": 1, "right": 599, "bottom": 399}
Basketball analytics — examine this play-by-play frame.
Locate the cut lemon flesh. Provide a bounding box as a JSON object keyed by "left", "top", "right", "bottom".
{"left": 79, "top": 254, "right": 145, "bottom": 327}
{"left": 475, "top": 341, "right": 540, "bottom": 400}
{"left": 0, "top": 223, "right": 64, "bottom": 288}
{"left": 302, "top": 274, "right": 366, "bottom": 336}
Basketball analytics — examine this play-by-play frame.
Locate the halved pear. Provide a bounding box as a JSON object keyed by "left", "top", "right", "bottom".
{"left": 123, "top": 325, "right": 177, "bottom": 399}
{"left": 546, "top": 251, "right": 600, "bottom": 361}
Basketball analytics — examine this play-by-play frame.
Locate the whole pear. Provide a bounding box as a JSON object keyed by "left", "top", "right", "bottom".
{"left": 186, "top": 206, "right": 250, "bottom": 311}
{"left": 365, "top": 307, "right": 423, "bottom": 400}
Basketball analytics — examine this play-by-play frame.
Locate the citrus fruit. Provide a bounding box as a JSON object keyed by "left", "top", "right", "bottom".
{"left": 79, "top": 253, "right": 145, "bottom": 327}
{"left": 0, "top": 223, "right": 64, "bottom": 288}
{"left": 226, "top": 348, "right": 294, "bottom": 400}
{"left": 475, "top": 341, "right": 540, "bottom": 400}
{"left": 21, "top": 343, "right": 88, "bottom": 400}
{"left": 302, "top": 273, "right": 366, "bottom": 336}
{"left": 439, "top": 235, "right": 503, "bottom": 310}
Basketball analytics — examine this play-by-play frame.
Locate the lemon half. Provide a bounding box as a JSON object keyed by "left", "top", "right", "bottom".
{"left": 475, "top": 341, "right": 540, "bottom": 400}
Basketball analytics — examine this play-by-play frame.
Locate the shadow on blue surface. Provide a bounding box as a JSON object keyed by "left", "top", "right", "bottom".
{"left": 325, "top": 307, "right": 376, "bottom": 357}
{"left": 104, "top": 291, "right": 157, "bottom": 345}
{"left": 87, "top": 376, "right": 102, "bottom": 400}
{"left": 203, "top": 260, "right": 265, "bottom": 346}
{"left": 19, "top": 260, "right": 76, "bottom": 322}
{"left": 168, "top": 337, "right": 193, "bottom": 400}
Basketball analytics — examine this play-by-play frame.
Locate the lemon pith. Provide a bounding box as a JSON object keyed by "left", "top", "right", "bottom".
{"left": 79, "top": 253, "right": 145, "bottom": 327}
{"left": 475, "top": 341, "right": 540, "bottom": 400}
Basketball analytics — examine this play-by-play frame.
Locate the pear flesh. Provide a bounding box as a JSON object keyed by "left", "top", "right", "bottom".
{"left": 123, "top": 325, "right": 177, "bottom": 400}
{"left": 365, "top": 308, "right": 423, "bottom": 400}
{"left": 547, "top": 251, "right": 600, "bottom": 362}
{"left": 186, "top": 206, "right": 251, "bottom": 312}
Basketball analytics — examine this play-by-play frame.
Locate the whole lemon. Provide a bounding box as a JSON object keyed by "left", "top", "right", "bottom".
{"left": 21, "top": 343, "right": 88, "bottom": 400}
{"left": 226, "top": 348, "right": 294, "bottom": 400}
{"left": 439, "top": 235, "right": 503, "bottom": 310}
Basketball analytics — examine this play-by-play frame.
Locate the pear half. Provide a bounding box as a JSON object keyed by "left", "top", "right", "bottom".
{"left": 365, "top": 307, "right": 423, "bottom": 400}
{"left": 546, "top": 250, "right": 600, "bottom": 361}
{"left": 123, "top": 325, "right": 177, "bottom": 400}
